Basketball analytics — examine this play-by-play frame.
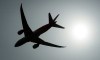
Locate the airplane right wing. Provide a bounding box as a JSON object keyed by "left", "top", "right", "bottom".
{"left": 42, "top": 41, "right": 65, "bottom": 48}
{"left": 38, "top": 38, "right": 65, "bottom": 48}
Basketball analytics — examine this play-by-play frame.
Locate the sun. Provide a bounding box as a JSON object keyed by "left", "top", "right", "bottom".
{"left": 68, "top": 21, "right": 96, "bottom": 49}
{"left": 68, "top": 22, "right": 92, "bottom": 47}
{"left": 70, "top": 23, "right": 89, "bottom": 40}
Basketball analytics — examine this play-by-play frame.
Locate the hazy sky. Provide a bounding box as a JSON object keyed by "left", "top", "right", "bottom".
{"left": 0, "top": 0, "right": 100, "bottom": 60}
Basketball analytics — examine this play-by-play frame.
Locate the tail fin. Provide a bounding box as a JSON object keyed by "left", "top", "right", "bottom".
{"left": 54, "top": 14, "right": 59, "bottom": 21}
{"left": 48, "top": 13, "right": 59, "bottom": 24}
{"left": 48, "top": 13, "right": 65, "bottom": 29}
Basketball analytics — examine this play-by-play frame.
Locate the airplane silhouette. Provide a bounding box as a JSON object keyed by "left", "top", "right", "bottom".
{"left": 15, "top": 4, "right": 65, "bottom": 49}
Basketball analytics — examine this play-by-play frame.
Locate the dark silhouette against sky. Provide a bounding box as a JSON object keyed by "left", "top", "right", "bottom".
{"left": 15, "top": 4, "right": 65, "bottom": 49}
{"left": 1, "top": 0, "right": 100, "bottom": 60}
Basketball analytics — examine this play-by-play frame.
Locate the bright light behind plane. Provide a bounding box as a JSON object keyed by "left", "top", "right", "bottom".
{"left": 69, "top": 22, "right": 91, "bottom": 47}
{"left": 67, "top": 13, "right": 94, "bottom": 47}
{"left": 70, "top": 23, "right": 89, "bottom": 40}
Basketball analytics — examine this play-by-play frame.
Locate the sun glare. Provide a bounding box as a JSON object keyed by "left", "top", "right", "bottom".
{"left": 67, "top": 14, "right": 93, "bottom": 47}
{"left": 71, "top": 23, "right": 89, "bottom": 40}
{"left": 69, "top": 22, "right": 91, "bottom": 47}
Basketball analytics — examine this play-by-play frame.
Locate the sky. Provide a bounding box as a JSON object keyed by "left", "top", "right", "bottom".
{"left": 0, "top": 0, "right": 100, "bottom": 60}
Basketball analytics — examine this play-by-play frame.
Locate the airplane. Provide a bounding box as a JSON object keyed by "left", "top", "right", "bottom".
{"left": 15, "top": 4, "right": 65, "bottom": 49}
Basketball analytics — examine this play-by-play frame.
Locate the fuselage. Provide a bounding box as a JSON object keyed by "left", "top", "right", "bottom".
{"left": 33, "top": 23, "right": 53, "bottom": 36}
{"left": 26, "top": 23, "right": 53, "bottom": 43}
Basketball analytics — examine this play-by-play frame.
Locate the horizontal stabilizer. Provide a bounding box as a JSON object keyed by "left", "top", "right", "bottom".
{"left": 48, "top": 13, "right": 53, "bottom": 24}
{"left": 53, "top": 24, "right": 65, "bottom": 29}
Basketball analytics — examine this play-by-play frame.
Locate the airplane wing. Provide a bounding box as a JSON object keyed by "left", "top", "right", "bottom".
{"left": 20, "top": 4, "right": 32, "bottom": 36}
{"left": 38, "top": 38, "right": 65, "bottom": 48}
{"left": 41, "top": 41, "right": 65, "bottom": 48}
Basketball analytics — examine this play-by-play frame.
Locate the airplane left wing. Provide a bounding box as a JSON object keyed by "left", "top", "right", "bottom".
{"left": 20, "top": 4, "right": 32, "bottom": 36}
